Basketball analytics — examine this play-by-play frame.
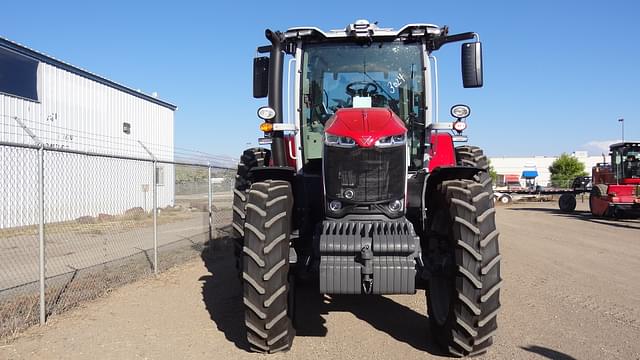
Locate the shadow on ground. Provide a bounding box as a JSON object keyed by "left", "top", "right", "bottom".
{"left": 199, "top": 237, "right": 446, "bottom": 356}
{"left": 198, "top": 236, "right": 249, "bottom": 351}
{"left": 520, "top": 345, "right": 577, "bottom": 360}
{"left": 506, "top": 206, "right": 640, "bottom": 230}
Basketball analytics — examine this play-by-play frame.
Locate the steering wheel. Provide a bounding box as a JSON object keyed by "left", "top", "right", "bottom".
{"left": 346, "top": 81, "right": 379, "bottom": 97}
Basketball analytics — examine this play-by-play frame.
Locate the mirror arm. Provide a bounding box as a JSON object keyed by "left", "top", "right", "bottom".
{"left": 257, "top": 45, "right": 271, "bottom": 54}
{"left": 431, "top": 32, "right": 477, "bottom": 50}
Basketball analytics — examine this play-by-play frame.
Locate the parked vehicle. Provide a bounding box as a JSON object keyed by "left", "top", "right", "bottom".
{"left": 232, "top": 20, "right": 501, "bottom": 356}
{"left": 587, "top": 142, "right": 640, "bottom": 218}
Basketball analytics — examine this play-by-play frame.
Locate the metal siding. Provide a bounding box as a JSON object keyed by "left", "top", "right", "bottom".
{"left": 1, "top": 60, "right": 175, "bottom": 228}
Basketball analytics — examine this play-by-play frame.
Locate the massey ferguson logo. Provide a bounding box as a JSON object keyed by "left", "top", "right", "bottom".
{"left": 361, "top": 136, "right": 374, "bottom": 146}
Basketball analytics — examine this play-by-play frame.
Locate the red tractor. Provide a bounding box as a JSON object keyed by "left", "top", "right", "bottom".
{"left": 232, "top": 20, "right": 501, "bottom": 356}
{"left": 589, "top": 142, "right": 640, "bottom": 218}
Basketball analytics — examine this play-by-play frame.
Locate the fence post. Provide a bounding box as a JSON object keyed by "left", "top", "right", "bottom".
{"left": 38, "top": 145, "right": 46, "bottom": 325}
{"left": 152, "top": 160, "right": 158, "bottom": 274}
{"left": 12, "top": 116, "right": 47, "bottom": 323}
{"left": 138, "top": 141, "right": 158, "bottom": 275}
{"left": 208, "top": 164, "right": 212, "bottom": 242}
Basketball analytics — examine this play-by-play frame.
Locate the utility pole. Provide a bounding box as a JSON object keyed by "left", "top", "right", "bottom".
{"left": 618, "top": 117, "right": 624, "bottom": 142}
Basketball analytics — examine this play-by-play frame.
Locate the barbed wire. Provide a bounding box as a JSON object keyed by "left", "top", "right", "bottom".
{"left": 0, "top": 114, "right": 237, "bottom": 168}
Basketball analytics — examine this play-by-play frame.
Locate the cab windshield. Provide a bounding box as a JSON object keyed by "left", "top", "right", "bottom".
{"left": 300, "top": 41, "right": 425, "bottom": 168}
{"left": 612, "top": 146, "right": 640, "bottom": 179}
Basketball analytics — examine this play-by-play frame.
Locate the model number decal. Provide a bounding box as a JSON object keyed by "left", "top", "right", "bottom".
{"left": 388, "top": 72, "right": 406, "bottom": 94}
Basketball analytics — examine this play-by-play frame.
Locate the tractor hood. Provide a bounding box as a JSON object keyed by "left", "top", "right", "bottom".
{"left": 324, "top": 108, "right": 407, "bottom": 148}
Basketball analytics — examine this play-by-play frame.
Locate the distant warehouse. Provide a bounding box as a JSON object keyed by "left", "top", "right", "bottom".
{"left": 0, "top": 37, "right": 177, "bottom": 228}
{"left": 489, "top": 151, "right": 602, "bottom": 188}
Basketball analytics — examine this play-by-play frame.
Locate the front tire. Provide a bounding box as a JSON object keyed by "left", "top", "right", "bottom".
{"left": 589, "top": 184, "right": 608, "bottom": 217}
{"left": 242, "top": 180, "right": 294, "bottom": 353}
{"left": 426, "top": 172, "right": 502, "bottom": 357}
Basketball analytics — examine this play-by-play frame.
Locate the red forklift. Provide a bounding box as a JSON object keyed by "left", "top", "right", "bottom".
{"left": 589, "top": 142, "right": 640, "bottom": 218}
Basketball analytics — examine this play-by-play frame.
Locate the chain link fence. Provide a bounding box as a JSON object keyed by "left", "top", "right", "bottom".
{"left": 0, "top": 142, "right": 235, "bottom": 340}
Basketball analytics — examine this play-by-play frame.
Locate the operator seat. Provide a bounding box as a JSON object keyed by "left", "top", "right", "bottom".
{"left": 626, "top": 155, "right": 639, "bottom": 177}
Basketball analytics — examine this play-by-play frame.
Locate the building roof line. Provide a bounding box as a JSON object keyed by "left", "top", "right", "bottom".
{"left": 0, "top": 36, "right": 177, "bottom": 111}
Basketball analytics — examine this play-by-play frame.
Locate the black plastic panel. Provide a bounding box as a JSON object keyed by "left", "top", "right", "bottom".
{"left": 324, "top": 145, "right": 405, "bottom": 203}
{"left": 253, "top": 56, "right": 269, "bottom": 98}
{"left": 318, "top": 219, "right": 420, "bottom": 295}
{"left": 461, "top": 42, "right": 483, "bottom": 88}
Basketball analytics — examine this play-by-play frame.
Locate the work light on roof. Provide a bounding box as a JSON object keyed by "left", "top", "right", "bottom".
{"left": 257, "top": 106, "right": 276, "bottom": 121}
{"left": 450, "top": 104, "right": 471, "bottom": 119}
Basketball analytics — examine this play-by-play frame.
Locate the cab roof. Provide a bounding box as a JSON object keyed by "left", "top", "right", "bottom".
{"left": 610, "top": 142, "right": 640, "bottom": 149}
{"left": 284, "top": 20, "right": 445, "bottom": 41}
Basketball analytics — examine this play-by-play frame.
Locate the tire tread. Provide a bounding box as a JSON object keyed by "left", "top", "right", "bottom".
{"left": 427, "top": 147, "right": 502, "bottom": 356}
{"left": 242, "top": 180, "right": 294, "bottom": 353}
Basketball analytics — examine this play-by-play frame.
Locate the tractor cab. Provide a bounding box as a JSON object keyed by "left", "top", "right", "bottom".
{"left": 299, "top": 37, "right": 428, "bottom": 171}
{"left": 610, "top": 142, "right": 640, "bottom": 184}
{"left": 252, "top": 20, "right": 482, "bottom": 173}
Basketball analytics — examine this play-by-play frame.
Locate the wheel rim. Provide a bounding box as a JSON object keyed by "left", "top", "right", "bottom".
{"left": 500, "top": 196, "right": 509, "bottom": 204}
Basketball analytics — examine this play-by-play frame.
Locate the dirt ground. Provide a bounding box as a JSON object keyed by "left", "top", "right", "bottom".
{"left": 1, "top": 201, "right": 639, "bottom": 360}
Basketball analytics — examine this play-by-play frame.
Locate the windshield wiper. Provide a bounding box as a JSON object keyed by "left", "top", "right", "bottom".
{"left": 363, "top": 70, "right": 394, "bottom": 99}
{"left": 362, "top": 58, "right": 394, "bottom": 100}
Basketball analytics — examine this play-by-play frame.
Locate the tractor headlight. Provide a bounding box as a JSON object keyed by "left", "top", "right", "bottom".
{"left": 388, "top": 199, "right": 403, "bottom": 212}
{"left": 450, "top": 104, "right": 471, "bottom": 119}
{"left": 324, "top": 134, "right": 357, "bottom": 148}
{"left": 375, "top": 134, "right": 406, "bottom": 148}
{"left": 328, "top": 200, "right": 342, "bottom": 212}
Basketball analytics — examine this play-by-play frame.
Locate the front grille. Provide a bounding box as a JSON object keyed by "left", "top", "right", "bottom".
{"left": 324, "top": 145, "right": 405, "bottom": 203}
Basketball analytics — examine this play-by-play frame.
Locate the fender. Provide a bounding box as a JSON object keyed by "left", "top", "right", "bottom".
{"left": 249, "top": 166, "right": 296, "bottom": 185}
{"left": 428, "top": 133, "right": 457, "bottom": 171}
{"left": 407, "top": 167, "right": 483, "bottom": 209}
{"left": 417, "top": 166, "right": 486, "bottom": 233}
{"left": 406, "top": 166, "right": 484, "bottom": 233}
{"left": 425, "top": 166, "right": 485, "bottom": 195}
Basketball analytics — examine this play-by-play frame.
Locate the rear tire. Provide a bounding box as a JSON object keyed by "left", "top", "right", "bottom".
{"left": 232, "top": 148, "right": 270, "bottom": 274}
{"left": 455, "top": 145, "right": 489, "bottom": 170}
{"left": 242, "top": 180, "right": 294, "bottom": 353}
{"left": 232, "top": 148, "right": 270, "bottom": 238}
{"left": 558, "top": 193, "right": 576, "bottom": 212}
{"left": 426, "top": 171, "right": 501, "bottom": 357}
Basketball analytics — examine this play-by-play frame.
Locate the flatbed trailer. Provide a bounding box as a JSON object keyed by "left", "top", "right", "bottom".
{"left": 493, "top": 176, "right": 592, "bottom": 211}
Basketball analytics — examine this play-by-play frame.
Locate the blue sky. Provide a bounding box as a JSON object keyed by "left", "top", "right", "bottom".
{"left": 2, "top": 0, "right": 638, "bottom": 158}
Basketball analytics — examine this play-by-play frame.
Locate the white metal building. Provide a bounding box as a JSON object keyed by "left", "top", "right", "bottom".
{"left": 0, "top": 37, "right": 177, "bottom": 228}
{"left": 489, "top": 151, "right": 603, "bottom": 187}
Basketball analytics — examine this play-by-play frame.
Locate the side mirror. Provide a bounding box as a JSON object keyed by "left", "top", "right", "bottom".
{"left": 461, "top": 42, "right": 483, "bottom": 88}
{"left": 253, "top": 56, "right": 269, "bottom": 98}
